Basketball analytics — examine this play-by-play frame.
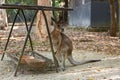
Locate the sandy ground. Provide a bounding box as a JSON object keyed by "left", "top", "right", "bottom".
{"left": 0, "top": 50, "right": 120, "bottom": 80}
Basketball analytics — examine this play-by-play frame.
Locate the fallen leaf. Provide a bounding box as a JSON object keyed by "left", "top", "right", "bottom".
{"left": 7, "top": 67, "right": 11, "bottom": 72}
{"left": 87, "top": 77, "right": 95, "bottom": 80}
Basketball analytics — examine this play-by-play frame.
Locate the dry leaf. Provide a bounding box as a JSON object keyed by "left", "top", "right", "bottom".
{"left": 7, "top": 67, "right": 11, "bottom": 72}
{"left": 87, "top": 77, "right": 95, "bottom": 80}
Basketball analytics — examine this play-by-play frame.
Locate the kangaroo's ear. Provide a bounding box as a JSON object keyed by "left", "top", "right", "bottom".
{"left": 58, "top": 16, "right": 63, "bottom": 24}
{"left": 51, "top": 17, "right": 57, "bottom": 23}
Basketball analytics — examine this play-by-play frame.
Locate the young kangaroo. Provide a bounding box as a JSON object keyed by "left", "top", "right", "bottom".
{"left": 51, "top": 17, "right": 101, "bottom": 71}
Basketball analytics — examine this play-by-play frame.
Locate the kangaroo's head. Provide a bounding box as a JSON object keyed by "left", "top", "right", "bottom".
{"left": 51, "top": 17, "right": 64, "bottom": 33}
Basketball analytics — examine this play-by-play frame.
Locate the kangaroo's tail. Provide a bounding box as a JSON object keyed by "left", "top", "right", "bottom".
{"left": 68, "top": 55, "right": 101, "bottom": 66}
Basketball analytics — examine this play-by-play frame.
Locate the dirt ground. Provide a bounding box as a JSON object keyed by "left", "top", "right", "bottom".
{"left": 0, "top": 26, "right": 120, "bottom": 80}
{"left": 0, "top": 50, "right": 120, "bottom": 80}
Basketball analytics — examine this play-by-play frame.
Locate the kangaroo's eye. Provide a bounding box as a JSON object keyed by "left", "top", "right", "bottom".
{"left": 58, "top": 24, "right": 60, "bottom": 27}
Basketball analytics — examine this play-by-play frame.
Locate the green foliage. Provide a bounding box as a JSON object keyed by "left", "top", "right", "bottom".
{"left": 5, "top": 0, "right": 64, "bottom": 22}
{"left": 6, "top": 0, "right": 36, "bottom": 5}
{"left": 5, "top": 0, "right": 37, "bottom": 22}
{"left": 52, "top": 0, "right": 64, "bottom": 20}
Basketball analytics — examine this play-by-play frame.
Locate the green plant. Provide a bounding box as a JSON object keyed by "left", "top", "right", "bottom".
{"left": 52, "top": 0, "right": 64, "bottom": 20}
{"left": 5, "top": 0, "right": 37, "bottom": 22}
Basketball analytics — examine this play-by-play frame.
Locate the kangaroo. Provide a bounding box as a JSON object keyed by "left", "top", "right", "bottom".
{"left": 51, "top": 17, "right": 101, "bottom": 71}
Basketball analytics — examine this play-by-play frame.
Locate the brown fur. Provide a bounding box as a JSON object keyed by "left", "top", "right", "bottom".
{"left": 51, "top": 17, "right": 101, "bottom": 71}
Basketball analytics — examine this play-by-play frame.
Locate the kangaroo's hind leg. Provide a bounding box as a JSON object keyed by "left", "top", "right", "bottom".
{"left": 60, "top": 53, "right": 66, "bottom": 71}
{"left": 55, "top": 52, "right": 65, "bottom": 71}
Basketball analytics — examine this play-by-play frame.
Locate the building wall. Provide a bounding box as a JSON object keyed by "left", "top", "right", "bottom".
{"left": 69, "top": 0, "right": 91, "bottom": 27}
{"left": 91, "top": 1, "right": 111, "bottom": 28}
{"left": 68, "top": 0, "right": 119, "bottom": 28}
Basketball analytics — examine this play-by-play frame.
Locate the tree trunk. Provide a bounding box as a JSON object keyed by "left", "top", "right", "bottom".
{"left": 0, "top": 0, "right": 8, "bottom": 30}
{"left": 118, "top": 0, "right": 120, "bottom": 38}
{"left": 64, "top": 0, "right": 68, "bottom": 24}
{"left": 58, "top": 0, "right": 68, "bottom": 24}
{"left": 36, "top": 0, "right": 51, "bottom": 41}
{"left": 109, "top": 0, "right": 117, "bottom": 37}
